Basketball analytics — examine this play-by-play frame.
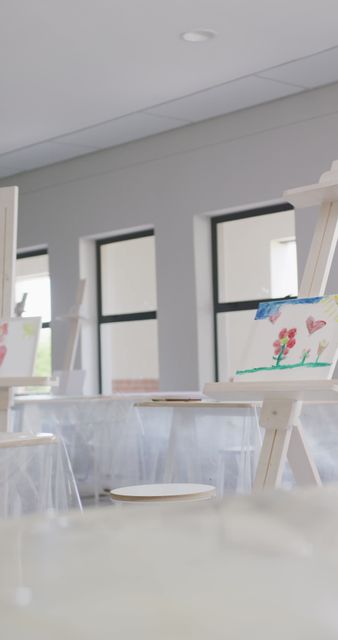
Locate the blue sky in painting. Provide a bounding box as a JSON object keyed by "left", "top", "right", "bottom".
{"left": 255, "top": 297, "right": 324, "bottom": 320}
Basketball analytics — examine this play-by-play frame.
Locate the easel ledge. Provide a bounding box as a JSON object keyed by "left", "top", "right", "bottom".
{"left": 204, "top": 380, "right": 338, "bottom": 402}
{"left": 0, "top": 377, "right": 55, "bottom": 388}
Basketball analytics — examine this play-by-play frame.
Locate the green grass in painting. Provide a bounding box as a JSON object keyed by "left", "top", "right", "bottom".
{"left": 236, "top": 361, "right": 331, "bottom": 376}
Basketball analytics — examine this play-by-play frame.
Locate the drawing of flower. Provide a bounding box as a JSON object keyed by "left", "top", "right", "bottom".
{"left": 0, "top": 344, "right": 6, "bottom": 367}
{"left": 316, "top": 339, "right": 328, "bottom": 363}
{"left": 300, "top": 348, "right": 311, "bottom": 365}
{"left": 272, "top": 327, "right": 297, "bottom": 367}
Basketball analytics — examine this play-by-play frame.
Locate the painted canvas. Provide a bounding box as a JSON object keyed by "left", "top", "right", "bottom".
{"left": 235, "top": 296, "right": 338, "bottom": 381}
{"left": 0, "top": 317, "right": 41, "bottom": 377}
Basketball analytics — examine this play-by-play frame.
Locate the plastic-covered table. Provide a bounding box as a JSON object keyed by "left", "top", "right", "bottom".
{"left": 135, "top": 400, "right": 262, "bottom": 496}
{"left": 13, "top": 395, "right": 263, "bottom": 498}
{"left": 13, "top": 394, "right": 338, "bottom": 498}
{"left": 13, "top": 395, "right": 144, "bottom": 499}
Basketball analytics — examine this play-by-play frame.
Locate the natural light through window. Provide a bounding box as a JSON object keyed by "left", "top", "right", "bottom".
{"left": 212, "top": 205, "right": 298, "bottom": 381}
{"left": 270, "top": 238, "right": 298, "bottom": 299}
{"left": 15, "top": 252, "right": 51, "bottom": 383}
{"left": 97, "top": 231, "right": 159, "bottom": 394}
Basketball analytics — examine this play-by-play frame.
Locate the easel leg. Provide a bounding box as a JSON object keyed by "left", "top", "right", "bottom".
{"left": 253, "top": 428, "right": 292, "bottom": 491}
{"left": 163, "top": 409, "right": 180, "bottom": 482}
{"left": 287, "top": 419, "right": 321, "bottom": 486}
{"left": 0, "top": 388, "right": 12, "bottom": 432}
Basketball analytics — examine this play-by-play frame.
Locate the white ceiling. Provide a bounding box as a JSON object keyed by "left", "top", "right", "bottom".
{"left": 1, "top": 0, "right": 338, "bottom": 177}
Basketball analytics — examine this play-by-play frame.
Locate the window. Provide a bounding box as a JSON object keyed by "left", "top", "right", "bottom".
{"left": 15, "top": 249, "right": 51, "bottom": 380}
{"left": 96, "top": 230, "right": 159, "bottom": 394}
{"left": 212, "top": 204, "right": 298, "bottom": 381}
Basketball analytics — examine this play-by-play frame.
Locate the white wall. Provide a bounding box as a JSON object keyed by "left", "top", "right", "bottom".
{"left": 2, "top": 82, "right": 338, "bottom": 391}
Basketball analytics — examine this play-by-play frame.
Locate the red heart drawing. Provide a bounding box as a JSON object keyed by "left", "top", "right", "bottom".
{"left": 269, "top": 310, "right": 281, "bottom": 324}
{"left": 0, "top": 344, "right": 7, "bottom": 367}
{"left": 306, "top": 316, "right": 326, "bottom": 335}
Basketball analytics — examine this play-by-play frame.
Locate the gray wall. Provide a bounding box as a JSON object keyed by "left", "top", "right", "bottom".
{"left": 2, "top": 82, "right": 338, "bottom": 391}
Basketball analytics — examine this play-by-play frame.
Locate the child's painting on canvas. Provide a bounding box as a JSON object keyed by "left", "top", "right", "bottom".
{"left": 0, "top": 317, "right": 41, "bottom": 377}
{"left": 235, "top": 296, "right": 338, "bottom": 381}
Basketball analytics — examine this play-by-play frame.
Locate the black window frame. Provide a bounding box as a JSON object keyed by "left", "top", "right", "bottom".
{"left": 211, "top": 203, "right": 296, "bottom": 381}
{"left": 96, "top": 229, "right": 157, "bottom": 393}
{"left": 16, "top": 248, "right": 51, "bottom": 330}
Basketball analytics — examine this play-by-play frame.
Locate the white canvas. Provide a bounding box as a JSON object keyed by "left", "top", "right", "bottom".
{"left": 235, "top": 296, "right": 338, "bottom": 381}
{"left": 0, "top": 317, "right": 41, "bottom": 377}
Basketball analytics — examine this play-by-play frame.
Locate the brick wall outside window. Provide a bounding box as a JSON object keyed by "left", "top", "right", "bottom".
{"left": 112, "top": 379, "right": 160, "bottom": 393}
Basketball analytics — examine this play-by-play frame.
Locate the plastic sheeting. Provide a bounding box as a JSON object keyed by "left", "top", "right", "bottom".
{"left": 1, "top": 487, "right": 338, "bottom": 638}
{"left": 14, "top": 396, "right": 338, "bottom": 499}
{"left": 135, "top": 403, "right": 262, "bottom": 496}
{"left": 301, "top": 403, "right": 338, "bottom": 483}
{"left": 13, "top": 397, "right": 262, "bottom": 498}
{"left": 276, "top": 403, "right": 338, "bottom": 487}
{"left": 0, "top": 433, "right": 81, "bottom": 518}
{"left": 13, "top": 396, "right": 143, "bottom": 500}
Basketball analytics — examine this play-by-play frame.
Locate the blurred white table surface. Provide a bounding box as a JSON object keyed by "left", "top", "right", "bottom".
{"left": 2, "top": 486, "right": 338, "bottom": 639}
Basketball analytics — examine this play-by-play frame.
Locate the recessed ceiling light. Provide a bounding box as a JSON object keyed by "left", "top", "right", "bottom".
{"left": 180, "top": 29, "right": 217, "bottom": 43}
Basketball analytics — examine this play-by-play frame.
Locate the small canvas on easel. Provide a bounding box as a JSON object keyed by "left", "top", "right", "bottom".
{"left": 235, "top": 296, "right": 338, "bottom": 381}
{"left": 0, "top": 317, "right": 41, "bottom": 377}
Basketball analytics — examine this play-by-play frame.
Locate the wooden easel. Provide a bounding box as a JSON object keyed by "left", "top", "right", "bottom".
{"left": 53, "top": 279, "right": 86, "bottom": 395}
{"left": 62, "top": 278, "right": 86, "bottom": 372}
{"left": 0, "top": 187, "right": 18, "bottom": 430}
{"left": 0, "top": 187, "right": 52, "bottom": 431}
{"left": 0, "top": 187, "right": 18, "bottom": 320}
{"left": 205, "top": 161, "right": 338, "bottom": 489}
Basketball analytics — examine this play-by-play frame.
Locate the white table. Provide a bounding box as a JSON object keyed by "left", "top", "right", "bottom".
{"left": 13, "top": 393, "right": 338, "bottom": 497}
{"left": 14, "top": 394, "right": 262, "bottom": 498}
{"left": 1, "top": 487, "right": 338, "bottom": 639}
{"left": 13, "top": 393, "right": 204, "bottom": 497}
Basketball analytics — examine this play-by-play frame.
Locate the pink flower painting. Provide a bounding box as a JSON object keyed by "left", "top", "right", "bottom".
{"left": 272, "top": 327, "right": 297, "bottom": 367}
